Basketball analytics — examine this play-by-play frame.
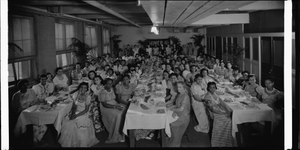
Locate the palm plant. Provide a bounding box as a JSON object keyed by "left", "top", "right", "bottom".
{"left": 110, "top": 35, "right": 122, "bottom": 57}
{"left": 226, "top": 43, "right": 246, "bottom": 68}
{"left": 68, "top": 38, "right": 94, "bottom": 64}
{"left": 168, "top": 36, "right": 181, "bottom": 47}
{"left": 190, "top": 33, "right": 206, "bottom": 54}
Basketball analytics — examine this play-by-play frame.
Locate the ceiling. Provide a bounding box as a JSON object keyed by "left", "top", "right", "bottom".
{"left": 10, "top": 0, "right": 284, "bottom": 28}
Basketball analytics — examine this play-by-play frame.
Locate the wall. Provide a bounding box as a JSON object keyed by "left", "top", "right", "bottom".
{"left": 111, "top": 26, "right": 206, "bottom": 47}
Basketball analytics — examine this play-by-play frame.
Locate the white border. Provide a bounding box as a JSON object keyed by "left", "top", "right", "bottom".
{"left": 284, "top": 1, "right": 292, "bottom": 149}
{"left": 1, "top": 0, "right": 9, "bottom": 149}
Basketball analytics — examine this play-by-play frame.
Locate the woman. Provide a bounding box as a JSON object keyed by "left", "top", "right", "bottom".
{"left": 166, "top": 81, "right": 191, "bottom": 147}
{"left": 146, "top": 45, "right": 152, "bottom": 56}
{"left": 129, "top": 69, "right": 139, "bottom": 86}
{"left": 71, "top": 63, "right": 83, "bottom": 84}
{"left": 182, "top": 63, "right": 191, "bottom": 80}
{"left": 166, "top": 73, "right": 179, "bottom": 105}
{"left": 53, "top": 67, "right": 69, "bottom": 91}
{"left": 191, "top": 74, "right": 209, "bottom": 133}
{"left": 12, "top": 80, "right": 39, "bottom": 114}
{"left": 256, "top": 77, "right": 284, "bottom": 128}
{"left": 115, "top": 75, "right": 136, "bottom": 105}
{"left": 200, "top": 68, "right": 214, "bottom": 88}
{"left": 89, "top": 76, "right": 105, "bottom": 133}
{"left": 173, "top": 67, "right": 184, "bottom": 82}
{"left": 224, "top": 62, "right": 233, "bottom": 79}
{"left": 105, "top": 68, "right": 117, "bottom": 81}
{"left": 215, "top": 62, "right": 227, "bottom": 78}
{"left": 87, "top": 70, "right": 97, "bottom": 88}
{"left": 244, "top": 74, "right": 259, "bottom": 97}
{"left": 58, "top": 82, "right": 99, "bottom": 147}
{"left": 204, "top": 82, "right": 236, "bottom": 147}
{"left": 98, "top": 78, "right": 126, "bottom": 143}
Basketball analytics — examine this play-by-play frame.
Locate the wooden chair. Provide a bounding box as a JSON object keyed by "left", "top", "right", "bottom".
{"left": 203, "top": 100, "right": 214, "bottom": 141}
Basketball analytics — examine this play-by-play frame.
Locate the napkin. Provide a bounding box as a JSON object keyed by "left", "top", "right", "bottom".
{"left": 167, "top": 110, "right": 179, "bottom": 123}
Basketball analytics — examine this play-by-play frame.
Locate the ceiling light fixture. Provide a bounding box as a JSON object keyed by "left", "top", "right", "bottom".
{"left": 137, "top": 0, "right": 141, "bottom": 6}
{"left": 151, "top": 26, "right": 159, "bottom": 35}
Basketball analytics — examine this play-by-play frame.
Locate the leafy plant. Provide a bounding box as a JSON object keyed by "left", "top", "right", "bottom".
{"left": 110, "top": 35, "right": 122, "bottom": 57}
{"left": 68, "top": 38, "right": 94, "bottom": 64}
{"left": 137, "top": 39, "right": 149, "bottom": 48}
{"left": 226, "top": 43, "right": 246, "bottom": 68}
{"left": 168, "top": 36, "right": 181, "bottom": 47}
{"left": 190, "top": 33, "right": 206, "bottom": 54}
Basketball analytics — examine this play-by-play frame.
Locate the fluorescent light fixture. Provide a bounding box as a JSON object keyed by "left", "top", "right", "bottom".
{"left": 137, "top": 0, "right": 141, "bottom": 6}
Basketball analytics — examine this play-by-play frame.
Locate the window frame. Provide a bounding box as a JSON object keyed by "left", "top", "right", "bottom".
{"left": 8, "top": 15, "right": 36, "bottom": 86}
{"left": 55, "top": 20, "right": 77, "bottom": 70}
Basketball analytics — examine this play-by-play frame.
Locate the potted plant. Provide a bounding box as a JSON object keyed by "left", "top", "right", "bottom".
{"left": 68, "top": 38, "right": 95, "bottom": 64}
{"left": 226, "top": 43, "right": 246, "bottom": 68}
{"left": 110, "top": 35, "right": 122, "bottom": 57}
{"left": 190, "top": 33, "right": 206, "bottom": 55}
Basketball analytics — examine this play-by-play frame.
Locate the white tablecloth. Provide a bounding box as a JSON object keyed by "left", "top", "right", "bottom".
{"left": 219, "top": 94, "right": 276, "bottom": 138}
{"left": 14, "top": 101, "right": 73, "bottom": 137}
{"left": 122, "top": 92, "right": 173, "bottom": 137}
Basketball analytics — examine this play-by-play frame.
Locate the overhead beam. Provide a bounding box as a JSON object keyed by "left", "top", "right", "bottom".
{"left": 236, "top": 1, "right": 284, "bottom": 10}
{"left": 24, "top": 1, "right": 88, "bottom": 6}
{"left": 191, "top": 14, "right": 249, "bottom": 25}
{"left": 83, "top": 0, "right": 141, "bottom": 28}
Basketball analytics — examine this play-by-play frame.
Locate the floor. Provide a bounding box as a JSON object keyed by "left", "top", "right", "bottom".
{"left": 10, "top": 112, "right": 284, "bottom": 149}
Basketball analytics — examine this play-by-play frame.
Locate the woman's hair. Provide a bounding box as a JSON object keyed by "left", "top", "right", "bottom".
{"left": 17, "top": 79, "right": 29, "bottom": 89}
{"left": 248, "top": 74, "right": 256, "bottom": 79}
{"left": 39, "top": 74, "right": 47, "bottom": 80}
{"left": 102, "top": 78, "right": 113, "bottom": 85}
{"left": 207, "top": 82, "right": 217, "bottom": 91}
{"left": 200, "top": 68, "right": 208, "bottom": 77}
{"left": 194, "top": 73, "right": 202, "bottom": 81}
{"left": 88, "top": 70, "right": 96, "bottom": 80}
{"left": 93, "top": 75, "right": 103, "bottom": 82}
{"left": 106, "top": 68, "right": 114, "bottom": 74}
{"left": 55, "top": 67, "right": 63, "bottom": 74}
{"left": 242, "top": 70, "right": 250, "bottom": 75}
{"left": 122, "top": 74, "right": 130, "bottom": 80}
{"left": 77, "top": 82, "right": 89, "bottom": 91}
{"left": 264, "top": 76, "right": 275, "bottom": 83}
{"left": 169, "top": 73, "right": 178, "bottom": 78}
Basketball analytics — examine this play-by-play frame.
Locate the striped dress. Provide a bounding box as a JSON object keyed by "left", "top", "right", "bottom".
{"left": 204, "top": 92, "right": 236, "bottom": 147}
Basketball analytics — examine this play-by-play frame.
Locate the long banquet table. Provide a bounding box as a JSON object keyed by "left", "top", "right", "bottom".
{"left": 14, "top": 93, "right": 73, "bottom": 138}
{"left": 122, "top": 73, "right": 177, "bottom": 147}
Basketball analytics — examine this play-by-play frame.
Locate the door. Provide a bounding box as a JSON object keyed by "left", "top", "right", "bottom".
{"left": 261, "top": 37, "right": 284, "bottom": 91}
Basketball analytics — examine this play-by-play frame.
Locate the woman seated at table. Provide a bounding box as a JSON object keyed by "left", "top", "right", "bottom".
{"left": 200, "top": 68, "right": 214, "bottom": 88}
{"left": 204, "top": 82, "right": 236, "bottom": 147}
{"left": 173, "top": 67, "right": 185, "bottom": 82}
{"left": 227, "top": 67, "right": 242, "bottom": 84}
{"left": 215, "top": 61, "right": 227, "bottom": 78}
{"left": 115, "top": 75, "right": 136, "bottom": 105}
{"left": 53, "top": 67, "right": 69, "bottom": 92}
{"left": 166, "top": 73, "right": 179, "bottom": 104}
{"left": 256, "top": 76, "right": 284, "bottom": 129}
{"left": 98, "top": 78, "right": 126, "bottom": 143}
{"left": 186, "top": 65, "right": 198, "bottom": 86}
{"left": 12, "top": 79, "right": 46, "bottom": 145}
{"left": 243, "top": 74, "right": 259, "bottom": 98}
{"left": 129, "top": 69, "right": 139, "bottom": 86}
{"left": 32, "top": 74, "right": 54, "bottom": 101}
{"left": 87, "top": 70, "right": 97, "bottom": 87}
{"left": 224, "top": 62, "right": 233, "bottom": 79}
{"left": 58, "top": 82, "right": 99, "bottom": 147}
{"left": 166, "top": 81, "right": 191, "bottom": 147}
{"left": 191, "top": 74, "right": 209, "bottom": 133}
{"left": 89, "top": 75, "right": 105, "bottom": 133}
{"left": 71, "top": 63, "right": 83, "bottom": 84}
{"left": 235, "top": 70, "right": 250, "bottom": 88}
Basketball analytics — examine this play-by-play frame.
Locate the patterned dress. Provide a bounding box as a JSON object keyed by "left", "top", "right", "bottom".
{"left": 58, "top": 92, "right": 99, "bottom": 147}
{"left": 244, "top": 83, "right": 259, "bottom": 97}
{"left": 204, "top": 92, "right": 236, "bottom": 147}
{"left": 89, "top": 84, "right": 105, "bottom": 133}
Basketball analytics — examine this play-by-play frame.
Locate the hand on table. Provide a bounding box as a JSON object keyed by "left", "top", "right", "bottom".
{"left": 172, "top": 112, "right": 177, "bottom": 118}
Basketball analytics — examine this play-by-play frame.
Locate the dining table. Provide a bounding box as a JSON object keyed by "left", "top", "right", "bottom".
{"left": 122, "top": 72, "right": 178, "bottom": 147}
{"left": 209, "top": 74, "right": 276, "bottom": 146}
{"left": 14, "top": 92, "right": 73, "bottom": 138}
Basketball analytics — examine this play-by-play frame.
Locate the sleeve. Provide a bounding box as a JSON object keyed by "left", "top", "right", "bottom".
{"left": 191, "top": 84, "right": 197, "bottom": 96}
{"left": 30, "top": 90, "right": 38, "bottom": 104}
{"left": 12, "top": 93, "right": 20, "bottom": 113}
{"left": 63, "top": 74, "right": 69, "bottom": 84}
{"left": 52, "top": 77, "right": 59, "bottom": 86}
{"left": 32, "top": 85, "right": 38, "bottom": 95}
{"left": 256, "top": 86, "right": 264, "bottom": 95}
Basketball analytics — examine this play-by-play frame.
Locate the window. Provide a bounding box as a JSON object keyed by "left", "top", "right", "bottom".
{"left": 252, "top": 38, "right": 259, "bottom": 61}
{"left": 85, "top": 26, "right": 98, "bottom": 57}
{"left": 212, "top": 37, "right": 215, "bottom": 56}
{"left": 8, "top": 15, "right": 36, "bottom": 85}
{"left": 233, "top": 37, "right": 237, "bottom": 54}
{"left": 55, "top": 22, "right": 76, "bottom": 68}
{"left": 207, "top": 37, "right": 210, "bottom": 53}
{"left": 103, "top": 27, "right": 110, "bottom": 54}
{"left": 245, "top": 37, "right": 250, "bottom": 59}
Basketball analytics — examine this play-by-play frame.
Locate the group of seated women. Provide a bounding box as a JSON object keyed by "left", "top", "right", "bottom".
{"left": 12, "top": 52, "right": 284, "bottom": 147}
